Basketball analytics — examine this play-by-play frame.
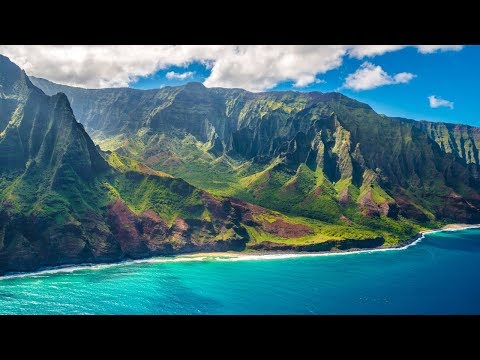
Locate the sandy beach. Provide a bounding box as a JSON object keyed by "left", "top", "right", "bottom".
{"left": 438, "top": 223, "right": 476, "bottom": 230}
{"left": 176, "top": 223, "right": 480, "bottom": 261}
{"left": 179, "top": 252, "right": 241, "bottom": 259}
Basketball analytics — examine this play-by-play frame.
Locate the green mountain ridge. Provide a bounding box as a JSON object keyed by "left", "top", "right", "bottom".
{"left": 30, "top": 76, "right": 480, "bottom": 226}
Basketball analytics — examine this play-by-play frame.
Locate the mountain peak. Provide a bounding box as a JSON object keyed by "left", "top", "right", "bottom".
{"left": 184, "top": 81, "right": 206, "bottom": 90}
{"left": 0, "top": 54, "right": 14, "bottom": 66}
{"left": 321, "top": 91, "right": 373, "bottom": 111}
{"left": 51, "top": 91, "right": 72, "bottom": 109}
{"left": 0, "top": 54, "right": 42, "bottom": 98}
{"left": 0, "top": 57, "right": 107, "bottom": 176}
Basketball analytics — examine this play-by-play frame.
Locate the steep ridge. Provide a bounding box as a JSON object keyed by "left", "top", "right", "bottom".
{"left": 414, "top": 120, "right": 480, "bottom": 165}
{"left": 30, "top": 76, "right": 480, "bottom": 227}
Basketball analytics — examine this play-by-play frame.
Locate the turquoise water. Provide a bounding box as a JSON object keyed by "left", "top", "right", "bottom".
{"left": 1, "top": 228, "right": 480, "bottom": 314}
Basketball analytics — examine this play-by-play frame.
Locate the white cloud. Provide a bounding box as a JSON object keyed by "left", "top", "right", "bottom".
{"left": 417, "top": 45, "right": 464, "bottom": 54}
{"left": 428, "top": 95, "right": 454, "bottom": 109}
{"left": 393, "top": 72, "right": 416, "bottom": 83}
{"left": 0, "top": 45, "right": 214, "bottom": 89}
{"left": 347, "top": 45, "right": 407, "bottom": 59}
{"left": 348, "top": 45, "right": 464, "bottom": 58}
{"left": 343, "top": 62, "right": 416, "bottom": 91}
{"left": 0, "top": 45, "right": 463, "bottom": 91}
{"left": 166, "top": 71, "right": 195, "bottom": 80}
{"left": 203, "top": 45, "right": 346, "bottom": 91}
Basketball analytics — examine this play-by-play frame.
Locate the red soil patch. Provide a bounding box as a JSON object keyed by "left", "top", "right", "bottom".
{"left": 338, "top": 187, "right": 350, "bottom": 206}
{"left": 261, "top": 218, "right": 314, "bottom": 238}
{"left": 228, "top": 197, "right": 268, "bottom": 222}
{"left": 139, "top": 209, "right": 163, "bottom": 222}
{"left": 394, "top": 196, "right": 429, "bottom": 222}
{"left": 173, "top": 217, "right": 189, "bottom": 232}
{"left": 359, "top": 190, "right": 389, "bottom": 217}
{"left": 107, "top": 199, "right": 143, "bottom": 253}
{"left": 108, "top": 200, "right": 171, "bottom": 254}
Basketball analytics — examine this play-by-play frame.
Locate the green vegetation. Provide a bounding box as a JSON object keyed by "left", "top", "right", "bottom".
{"left": 29, "top": 73, "right": 480, "bottom": 251}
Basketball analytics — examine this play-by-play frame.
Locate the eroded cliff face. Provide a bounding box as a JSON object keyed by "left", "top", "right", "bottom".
{"left": 30, "top": 76, "right": 480, "bottom": 226}
{"left": 415, "top": 120, "right": 480, "bottom": 165}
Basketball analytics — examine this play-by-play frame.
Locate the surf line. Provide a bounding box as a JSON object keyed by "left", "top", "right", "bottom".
{"left": 1, "top": 225, "right": 479, "bottom": 280}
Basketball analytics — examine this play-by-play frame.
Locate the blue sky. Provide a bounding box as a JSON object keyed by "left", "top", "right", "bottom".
{"left": 131, "top": 46, "right": 478, "bottom": 126}
{"left": 133, "top": 63, "right": 209, "bottom": 89}
{"left": 1, "top": 45, "right": 476, "bottom": 126}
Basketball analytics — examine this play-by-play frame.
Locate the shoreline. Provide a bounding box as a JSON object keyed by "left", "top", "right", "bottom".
{"left": 179, "top": 223, "right": 480, "bottom": 259}
{"left": 1, "top": 223, "right": 479, "bottom": 280}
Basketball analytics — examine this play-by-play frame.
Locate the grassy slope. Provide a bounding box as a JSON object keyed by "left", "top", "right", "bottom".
{"left": 102, "top": 152, "right": 427, "bottom": 247}
{"left": 95, "top": 133, "right": 436, "bottom": 246}
{"left": 103, "top": 153, "right": 206, "bottom": 225}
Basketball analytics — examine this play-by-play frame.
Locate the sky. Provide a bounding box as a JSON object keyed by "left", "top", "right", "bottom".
{"left": 0, "top": 45, "right": 477, "bottom": 126}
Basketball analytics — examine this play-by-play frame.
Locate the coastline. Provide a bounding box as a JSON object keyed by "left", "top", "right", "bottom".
{"left": 1, "top": 223, "right": 479, "bottom": 280}
{"left": 179, "top": 223, "right": 480, "bottom": 260}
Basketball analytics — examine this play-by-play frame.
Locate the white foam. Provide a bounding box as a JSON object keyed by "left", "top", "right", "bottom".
{"left": 1, "top": 224, "right": 479, "bottom": 280}
{"left": 0, "top": 256, "right": 208, "bottom": 280}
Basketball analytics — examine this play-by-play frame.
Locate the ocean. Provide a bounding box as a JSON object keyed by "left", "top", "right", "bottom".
{"left": 1, "top": 227, "right": 480, "bottom": 314}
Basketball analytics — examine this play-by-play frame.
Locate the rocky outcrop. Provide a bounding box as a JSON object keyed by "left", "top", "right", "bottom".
{"left": 394, "top": 196, "right": 430, "bottom": 222}
{"left": 0, "top": 208, "right": 122, "bottom": 273}
{"left": 440, "top": 192, "right": 480, "bottom": 223}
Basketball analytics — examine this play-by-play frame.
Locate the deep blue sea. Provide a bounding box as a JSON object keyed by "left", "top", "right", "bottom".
{"left": 1, "top": 228, "right": 480, "bottom": 314}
